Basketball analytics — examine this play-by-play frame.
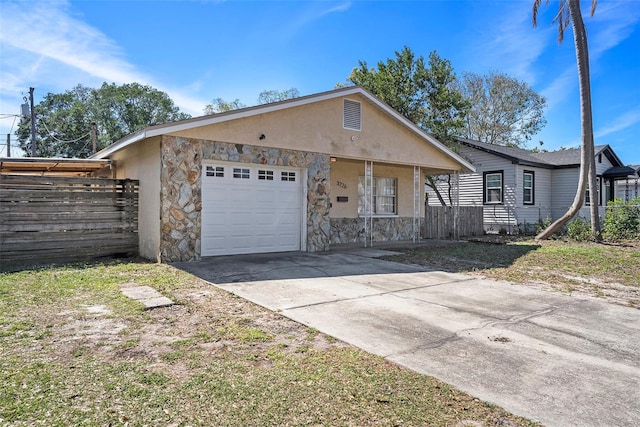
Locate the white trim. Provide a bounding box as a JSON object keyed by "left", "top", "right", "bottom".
{"left": 301, "top": 169, "right": 308, "bottom": 252}
{"left": 91, "top": 86, "right": 475, "bottom": 173}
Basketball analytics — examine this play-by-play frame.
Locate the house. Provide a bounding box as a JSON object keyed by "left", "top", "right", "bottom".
{"left": 92, "top": 86, "right": 474, "bottom": 262}
{"left": 615, "top": 164, "right": 640, "bottom": 202}
{"left": 426, "top": 138, "right": 634, "bottom": 233}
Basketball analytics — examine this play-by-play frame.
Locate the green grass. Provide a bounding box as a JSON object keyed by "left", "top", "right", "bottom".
{"left": 388, "top": 239, "right": 640, "bottom": 305}
{"left": 0, "top": 260, "right": 537, "bottom": 426}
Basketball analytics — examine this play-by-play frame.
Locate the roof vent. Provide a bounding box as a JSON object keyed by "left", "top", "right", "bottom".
{"left": 343, "top": 99, "right": 361, "bottom": 131}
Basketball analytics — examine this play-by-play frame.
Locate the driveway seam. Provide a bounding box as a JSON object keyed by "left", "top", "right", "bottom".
{"left": 282, "top": 276, "right": 478, "bottom": 311}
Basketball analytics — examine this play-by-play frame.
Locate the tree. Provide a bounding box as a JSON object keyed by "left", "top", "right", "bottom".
{"left": 346, "top": 46, "right": 469, "bottom": 205}
{"left": 458, "top": 71, "right": 547, "bottom": 147}
{"left": 533, "top": 0, "right": 600, "bottom": 240}
{"left": 203, "top": 98, "right": 246, "bottom": 115}
{"left": 257, "top": 88, "right": 300, "bottom": 104}
{"left": 16, "top": 83, "right": 190, "bottom": 158}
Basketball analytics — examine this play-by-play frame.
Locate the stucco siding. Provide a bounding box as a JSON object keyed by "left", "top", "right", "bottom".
{"left": 170, "top": 94, "right": 462, "bottom": 173}
{"left": 330, "top": 158, "right": 424, "bottom": 219}
{"left": 110, "top": 136, "right": 161, "bottom": 261}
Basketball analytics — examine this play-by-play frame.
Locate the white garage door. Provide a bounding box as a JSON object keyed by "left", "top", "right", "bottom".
{"left": 201, "top": 162, "right": 303, "bottom": 256}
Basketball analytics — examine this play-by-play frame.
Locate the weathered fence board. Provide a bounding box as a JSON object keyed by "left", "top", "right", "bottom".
{"left": 424, "top": 206, "right": 484, "bottom": 239}
{"left": 0, "top": 175, "right": 139, "bottom": 271}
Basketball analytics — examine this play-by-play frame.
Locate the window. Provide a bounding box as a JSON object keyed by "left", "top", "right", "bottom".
{"left": 258, "top": 170, "right": 274, "bottom": 180}
{"left": 585, "top": 177, "right": 601, "bottom": 206}
{"left": 343, "top": 99, "right": 361, "bottom": 131}
{"left": 484, "top": 171, "right": 503, "bottom": 204}
{"left": 206, "top": 166, "right": 224, "bottom": 177}
{"left": 358, "top": 177, "right": 397, "bottom": 215}
{"left": 523, "top": 171, "right": 534, "bottom": 205}
{"left": 233, "top": 168, "right": 250, "bottom": 179}
{"left": 281, "top": 171, "right": 296, "bottom": 182}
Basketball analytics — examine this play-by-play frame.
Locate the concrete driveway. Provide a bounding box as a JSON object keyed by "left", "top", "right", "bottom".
{"left": 174, "top": 249, "right": 640, "bottom": 427}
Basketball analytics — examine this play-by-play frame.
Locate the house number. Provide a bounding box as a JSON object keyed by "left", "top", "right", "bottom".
{"left": 336, "top": 181, "right": 347, "bottom": 189}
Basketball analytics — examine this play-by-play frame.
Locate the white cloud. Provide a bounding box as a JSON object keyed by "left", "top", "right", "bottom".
{"left": 471, "top": 3, "right": 553, "bottom": 84}
{"left": 0, "top": 0, "right": 208, "bottom": 123}
{"left": 537, "top": 1, "right": 639, "bottom": 112}
{"left": 283, "top": 1, "right": 351, "bottom": 40}
{"left": 595, "top": 108, "right": 640, "bottom": 139}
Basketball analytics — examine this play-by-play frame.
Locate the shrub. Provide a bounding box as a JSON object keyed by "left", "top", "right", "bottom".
{"left": 567, "top": 216, "right": 592, "bottom": 241}
{"left": 603, "top": 197, "right": 640, "bottom": 241}
{"left": 535, "top": 216, "right": 551, "bottom": 235}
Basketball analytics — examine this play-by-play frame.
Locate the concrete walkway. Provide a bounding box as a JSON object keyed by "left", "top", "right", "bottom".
{"left": 174, "top": 250, "right": 640, "bottom": 427}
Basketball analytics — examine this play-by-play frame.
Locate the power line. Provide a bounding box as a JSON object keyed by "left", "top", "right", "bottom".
{"left": 39, "top": 119, "right": 90, "bottom": 144}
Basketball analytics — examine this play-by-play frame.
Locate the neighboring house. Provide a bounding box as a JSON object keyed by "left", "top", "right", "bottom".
{"left": 615, "top": 164, "right": 640, "bottom": 202}
{"left": 92, "top": 86, "right": 474, "bottom": 262}
{"left": 426, "top": 138, "right": 634, "bottom": 233}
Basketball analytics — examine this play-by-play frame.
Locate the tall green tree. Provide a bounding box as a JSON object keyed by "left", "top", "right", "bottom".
{"left": 203, "top": 98, "right": 246, "bottom": 114}
{"left": 16, "top": 83, "right": 190, "bottom": 158}
{"left": 533, "top": 0, "right": 600, "bottom": 240}
{"left": 257, "top": 88, "right": 300, "bottom": 104}
{"left": 458, "top": 71, "right": 547, "bottom": 147}
{"left": 346, "top": 46, "right": 469, "bottom": 205}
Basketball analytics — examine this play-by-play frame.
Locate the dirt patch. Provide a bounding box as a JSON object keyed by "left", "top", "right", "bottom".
{"left": 48, "top": 278, "right": 345, "bottom": 375}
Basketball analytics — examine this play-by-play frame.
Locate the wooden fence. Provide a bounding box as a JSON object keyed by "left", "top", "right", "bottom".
{"left": 1, "top": 175, "right": 138, "bottom": 271}
{"left": 424, "top": 206, "right": 484, "bottom": 239}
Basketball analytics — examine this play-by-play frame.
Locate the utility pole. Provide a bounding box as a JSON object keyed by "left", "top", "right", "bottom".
{"left": 6, "top": 134, "right": 10, "bottom": 157}
{"left": 91, "top": 122, "right": 97, "bottom": 155}
{"left": 29, "top": 87, "right": 36, "bottom": 157}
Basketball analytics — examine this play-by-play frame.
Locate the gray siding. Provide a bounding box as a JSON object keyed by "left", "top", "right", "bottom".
{"left": 426, "top": 145, "right": 622, "bottom": 234}
{"left": 550, "top": 168, "right": 578, "bottom": 220}
{"left": 514, "top": 165, "right": 552, "bottom": 232}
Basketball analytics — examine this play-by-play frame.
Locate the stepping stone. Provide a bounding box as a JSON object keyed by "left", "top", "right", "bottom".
{"left": 119, "top": 282, "right": 174, "bottom": 309}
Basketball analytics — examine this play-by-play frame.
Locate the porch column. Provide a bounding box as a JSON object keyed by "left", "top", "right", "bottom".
{"left": 413, "top": 166, "right": 421, "bottom": 243}
{"left": 364, "top": 160, "right": 373, "bottom": 247}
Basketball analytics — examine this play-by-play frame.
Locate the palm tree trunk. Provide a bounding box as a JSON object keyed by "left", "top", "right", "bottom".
{"left": 536, "top": 0, "right": 595, "bottom": 240}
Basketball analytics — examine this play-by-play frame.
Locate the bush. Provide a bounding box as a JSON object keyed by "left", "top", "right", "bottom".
{"left": 535, "top": 216, "right": 551, "bottom": 235}
{"left": 603, "top": 197, "right": 640, "bottom": 241}
{"left": 567, "top": 216, "right": 592, "bottom": 241}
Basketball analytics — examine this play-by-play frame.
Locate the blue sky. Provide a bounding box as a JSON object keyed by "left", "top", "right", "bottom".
{"left": 1, "top": 0, "right": 638, "bottom": 163}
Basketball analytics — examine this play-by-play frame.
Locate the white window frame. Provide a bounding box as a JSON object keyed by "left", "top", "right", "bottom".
{"left": 523, "top": 171, "right": 534, "bottom": 205}
{"left": 585, "top": 177, "right": 601, "bottom": 206}
{"left": 358, "top": 176, "right": 397, "bottom": 216}
{"left": 484, "top": 171, "right": 503, "bottom": 204}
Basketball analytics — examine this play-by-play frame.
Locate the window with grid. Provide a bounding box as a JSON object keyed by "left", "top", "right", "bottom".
{"left": 281, "top": 171, "right": 296, "bottom": 182}
{"left": 484, "top": 171, "right": 503, "bottom": 204}
{"left": 205, "top": 166, "right": 224, "bottom": 177}
{"left": 357, "top": 177, "right": 397, "bottom": 215}
{"left": 523, "top": 171, "right": 534, "bottom": 205}
{"left": 258, "top": 170, "right": 274, "bottom": 180}
{"left": 233, "top": 168, "right": 250, "bottom": 179}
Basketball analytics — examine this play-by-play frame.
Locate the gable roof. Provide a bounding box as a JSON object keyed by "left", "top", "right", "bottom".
{"left": 92, "top": 86, "right": 474, "bottom": 172}
{"left": 458, "top": 138, "right": 624, "bottom": 169}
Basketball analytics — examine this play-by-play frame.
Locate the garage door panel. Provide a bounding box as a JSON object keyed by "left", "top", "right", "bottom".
{"left": 201, "top": 162, "right": 303, "bottom": 256}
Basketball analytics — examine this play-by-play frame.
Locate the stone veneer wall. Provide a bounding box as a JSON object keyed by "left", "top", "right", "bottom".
{"left": 330, "top": 217, "right": 422, "bottom": 245}
{"left": 160, "top": 135, "right": 330, "bottom": 262}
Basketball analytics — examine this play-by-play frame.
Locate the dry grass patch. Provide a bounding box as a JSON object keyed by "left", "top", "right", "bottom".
{"left": 387, "top": 239, "right": 640, "bottom": 308}
{"left": 0, "top": 260, "right": 538, "bottom": 426}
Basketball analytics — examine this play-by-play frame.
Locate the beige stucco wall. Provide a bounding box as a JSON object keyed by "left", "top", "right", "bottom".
{"left": 110, "top": 136, "right": 161, "bottom": 261}
{"left": 330, "top": 158, "right": 425, "bottom": 219}
{"left": 170, "top": 94, "right": 461, "bottom": 173}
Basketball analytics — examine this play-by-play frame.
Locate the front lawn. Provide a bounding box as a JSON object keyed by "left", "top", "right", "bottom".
{"left": 0, "top": 260, "right": 537, "bottom": 426}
